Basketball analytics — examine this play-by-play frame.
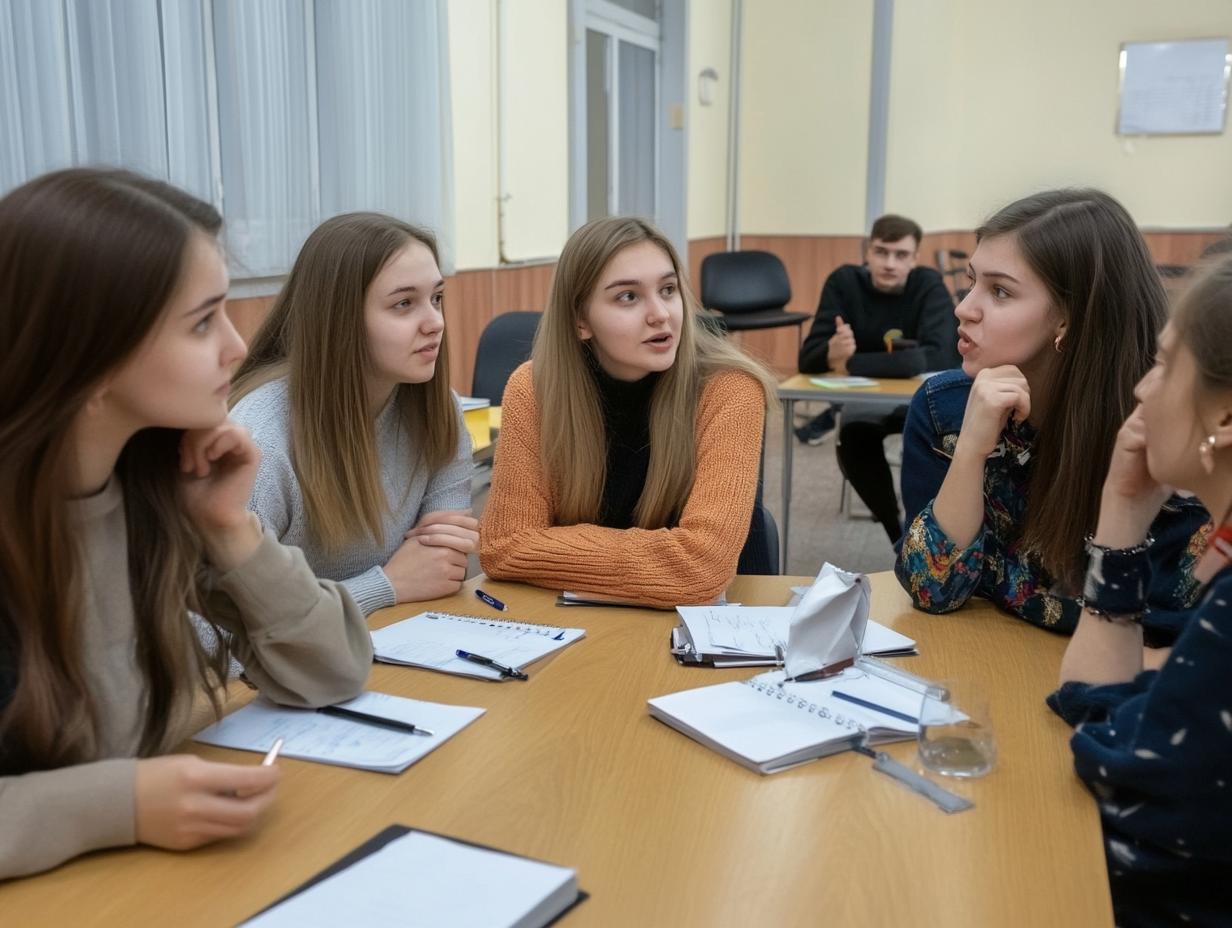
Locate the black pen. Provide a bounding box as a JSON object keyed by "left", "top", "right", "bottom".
{"left": 455, "top": 649, "right": 528, "bottom": 680}
{"left": 317, "top": 704, "right": 434, "bottom": 736}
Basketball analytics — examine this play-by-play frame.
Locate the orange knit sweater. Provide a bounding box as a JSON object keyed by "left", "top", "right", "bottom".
{"left": 479, "top": 361, "right": 766, "bottom": 608}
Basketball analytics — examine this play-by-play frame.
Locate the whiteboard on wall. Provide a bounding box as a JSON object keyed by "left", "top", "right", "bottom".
{"left": 1117, "top": 38, "right": 1231, "bottom": 135}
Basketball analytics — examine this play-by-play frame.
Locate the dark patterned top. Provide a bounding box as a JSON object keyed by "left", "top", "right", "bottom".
{"left": 1048, "top": 566, "right": 1232, "bottom": 927}
{"left": 894, "top": 370, "right": 1211, "bottom": 637}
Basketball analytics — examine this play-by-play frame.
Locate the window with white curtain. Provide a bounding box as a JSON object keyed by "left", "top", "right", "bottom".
{"left": 0, "top": 0, "right": 454, "bottom": 281}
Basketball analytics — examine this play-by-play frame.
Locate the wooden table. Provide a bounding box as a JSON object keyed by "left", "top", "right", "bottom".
{"left": 777, "top": 374, "right": 922, "bottom": 570}
{"left": 0, "top": 574, "right": 1112, "bottom": 927}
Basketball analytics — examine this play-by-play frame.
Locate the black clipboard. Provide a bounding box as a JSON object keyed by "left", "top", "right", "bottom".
{"left": 242, "top": 824, "right": 588, "bottom": 926}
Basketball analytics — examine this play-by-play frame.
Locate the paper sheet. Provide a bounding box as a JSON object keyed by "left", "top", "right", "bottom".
{"left": 193, "top": 691, "right": 484, "bottom": 774}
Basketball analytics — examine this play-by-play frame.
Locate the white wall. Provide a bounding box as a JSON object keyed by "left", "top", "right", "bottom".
{"left": 738, "top": 0, "right": 874, "bottom": 235}
{"left": 686, "top": 0, "right": 733, "bottom": 240}
{"left": 888, "top": 0, "right": 1232, "bottom": 231}
{"left": 450, "top": 0, "right": 1230, "bottom": 267}
{"left": 449, "top": 0, "right": 570, "bottom": 270}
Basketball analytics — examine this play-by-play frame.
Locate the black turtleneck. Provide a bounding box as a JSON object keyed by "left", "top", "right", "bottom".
{"left": 591, "top": 362, "right": 660, "bottom": 529}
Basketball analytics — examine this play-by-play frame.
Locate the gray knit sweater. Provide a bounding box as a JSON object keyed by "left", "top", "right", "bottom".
{"left": 230, "top": 378, "right": 474, "bottom": 615}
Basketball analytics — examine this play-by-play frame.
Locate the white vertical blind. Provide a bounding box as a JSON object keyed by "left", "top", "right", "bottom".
{"left": 314, "top": 0, "right": 455, "bottom": 269}
{"left": 0, "top": 0, "right": 454, "bottom": 280}
{"left": 0, "top": 1, "right": 75, "bottom": 190}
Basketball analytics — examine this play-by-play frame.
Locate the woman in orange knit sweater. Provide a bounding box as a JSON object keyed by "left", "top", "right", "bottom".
{"left": 480, "top": 217, "right": 777, "bottom": 608}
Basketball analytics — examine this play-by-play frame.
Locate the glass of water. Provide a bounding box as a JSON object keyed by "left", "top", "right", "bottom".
{"left": 917, "top": 680, "right": 997, "bottom": 777}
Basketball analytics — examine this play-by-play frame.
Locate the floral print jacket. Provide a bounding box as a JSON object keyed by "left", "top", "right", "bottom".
{"left": 894, "top": 370, "right": 1210, "bottom": 638}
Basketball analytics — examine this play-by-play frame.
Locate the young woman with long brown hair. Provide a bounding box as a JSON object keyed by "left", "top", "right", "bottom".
{"left": 230, "top": 213, "right": 475, "bottom": 616}
{"left": 0, "top": 169, "right": 372, "bottom": 879}
{"left": 479, "top": 217, "right": 777, "bottom": 608}
{"left": 895, "top": 189, "right": 1210, "bottom": 638}
{"left": 1050, "top": 255, "right": 1232, "bottom": 925}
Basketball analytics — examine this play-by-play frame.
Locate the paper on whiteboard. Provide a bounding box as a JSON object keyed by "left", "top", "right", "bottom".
{"left": 1118, "top": 39, "right": 1230, "bottom": 135}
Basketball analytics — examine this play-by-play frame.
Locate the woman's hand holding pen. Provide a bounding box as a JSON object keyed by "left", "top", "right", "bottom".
{"left": 134, "top": 755, "right": 280, "bottom": 851}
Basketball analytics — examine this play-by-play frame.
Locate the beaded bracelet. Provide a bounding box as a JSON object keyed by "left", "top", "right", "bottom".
{"left": 1080, "top": 533, "right": 1154, "bottom": 621}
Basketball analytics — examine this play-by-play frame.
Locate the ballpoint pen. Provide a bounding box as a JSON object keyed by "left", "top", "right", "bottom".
{"left": 318, "top": 704, "right": 435, "bottom": 736}
{"left": 455, "top": 649, "right": 528, "bottom": 680}
{"left": 475, "top": 588, "right": 507, "bottom": 611}
{"left": 261, "top": 737, "right": 285, "bottom": 765}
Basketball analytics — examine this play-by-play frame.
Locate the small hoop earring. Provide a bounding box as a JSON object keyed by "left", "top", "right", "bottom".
{"left": 1199, "top": 434, "right": 1217, "bottom": 474}
{"left": 1053, "top": 334, "right": 1064, "bottom": 353}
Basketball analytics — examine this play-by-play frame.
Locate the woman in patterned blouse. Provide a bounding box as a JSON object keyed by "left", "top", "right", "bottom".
{"left": 1049, "top": 255, "right": 1232, "bottom": 927}
{"left": 895, "top": 189, "right": 1210, "bottom": 640}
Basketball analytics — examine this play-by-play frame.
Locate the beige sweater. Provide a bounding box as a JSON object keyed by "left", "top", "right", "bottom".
{"left": 0, "top": 478, "right": 373, "bottom": 880}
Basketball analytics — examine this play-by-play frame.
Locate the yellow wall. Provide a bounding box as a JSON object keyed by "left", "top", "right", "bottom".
{"left": 887, "top": 0, "right": 1232, "bottom": 231}
{"left": 449, "top": 0, "right": 1229, "bottom": 267}
{"left": 686, "top": 0, "right": 733, "bottom": 239}
{"left": 738, "top": 0, "right": 874, "bottom": 235}
{"left": 449, "top": 0, "right": 569, "bottom": 269}
{"left": 448, "top": 0, "right": 499, "bottom": 269}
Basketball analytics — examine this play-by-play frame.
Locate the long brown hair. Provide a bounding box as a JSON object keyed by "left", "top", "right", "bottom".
{"left": 231, "top": 213, "right": 459, "bottom": 551}
{"left": 977, "top": 189, "right": 1167, "bottom": 589}
{"left": 1172, "top": 255, "right": 1232, "bottom": 396}
{"left": 0, "top": 168, "right": 231, "bottom": 773}
{"left": 533, "top": 217, "right": 777, "bottom": 528}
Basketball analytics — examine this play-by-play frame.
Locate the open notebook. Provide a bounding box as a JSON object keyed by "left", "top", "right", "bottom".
{"left": 193, "top": 691, "right": 483, "bottom": 774}
{"left": 671, "top": 605, "right": 916, "bottom": 667}
{"left": 648, "top": 665, "right": 923, "bottom": 774}
{"left": 243, "top": 826, "right": 584, "bottom": 928}
{"left": 371, "top": 611, "right": 585, "bottom": 680}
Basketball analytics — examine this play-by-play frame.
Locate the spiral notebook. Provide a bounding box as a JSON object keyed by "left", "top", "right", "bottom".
{"left": 370, "top": 611, "right": 585, "bottom": 680}
{"left": 671, "top": 605, "right": 917, "bottom": 667}
{"left": 648, "top": 667, "right": 922, "bottom": 774}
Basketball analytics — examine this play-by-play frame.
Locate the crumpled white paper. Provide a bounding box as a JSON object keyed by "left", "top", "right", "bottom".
{"left": 784, "top": 562, "right": 871, "bottom": 679}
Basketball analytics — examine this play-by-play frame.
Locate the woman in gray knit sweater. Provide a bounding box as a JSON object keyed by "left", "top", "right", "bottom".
{"left": 0, "top": 169, "right": 372, "bottom": 879}
{"left": 231, "top": 214, "right": 475, "bottom": 616}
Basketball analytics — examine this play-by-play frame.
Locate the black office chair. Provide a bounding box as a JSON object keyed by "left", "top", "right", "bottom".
{"left": 699, "top": 251, "right": 810, "bottom": 335}
{"left": 470, "top": 311, "right": 542, "bottom": 405}
{"left": 737, "top": 503, "right": 780, "bottom": 575}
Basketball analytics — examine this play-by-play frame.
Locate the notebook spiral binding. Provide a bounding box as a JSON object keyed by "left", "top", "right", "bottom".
{"left": 424, "top": 611, "right": 565, "bottom": 638}
{"left": 743, "top": 678, "right": 866, "bottom": 734}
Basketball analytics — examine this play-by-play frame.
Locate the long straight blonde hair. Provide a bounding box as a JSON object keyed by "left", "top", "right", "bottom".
{"left": 534, "top": 217, "right": 777, "bottom": 528}
{"left": 231, "top": 213, "right": 459, "bottom": 551}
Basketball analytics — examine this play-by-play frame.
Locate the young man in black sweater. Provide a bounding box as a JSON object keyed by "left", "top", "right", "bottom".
{"left": 796, "top": 214, "right": 959, "bottom": 543}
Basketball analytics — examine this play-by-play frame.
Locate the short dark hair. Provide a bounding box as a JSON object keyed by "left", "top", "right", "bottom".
{"left": 870, "top": 214, "right": 922, "bottom": 246}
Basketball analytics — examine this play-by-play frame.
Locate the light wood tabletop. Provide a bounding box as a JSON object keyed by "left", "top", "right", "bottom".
{"left": 0, "top": 573, "right": 1112, "bottom": 927}
{"left": 777, "top": 372, "right": 924, "bottom": 401}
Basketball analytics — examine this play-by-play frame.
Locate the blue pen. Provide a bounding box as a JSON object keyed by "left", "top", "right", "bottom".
{"left": 475, "top": 588, "right": 507, "bottom": 611}
{"left": 832, "top": 690, "right": 919, "bottom": 725}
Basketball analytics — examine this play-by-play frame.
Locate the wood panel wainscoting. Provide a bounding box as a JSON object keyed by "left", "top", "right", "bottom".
{"left": 225, "top": 229, "right": 1229, "bottom": 398}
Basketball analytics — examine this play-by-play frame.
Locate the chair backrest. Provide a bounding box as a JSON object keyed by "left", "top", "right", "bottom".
{"left": 737, "top": 502, "right": 780, "bottom": 576}
{"left": 699, "top": 250, "right": 791, "bottom": 315}
{"left": 470, "top": 311, "right": 542, "bottom": 405}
